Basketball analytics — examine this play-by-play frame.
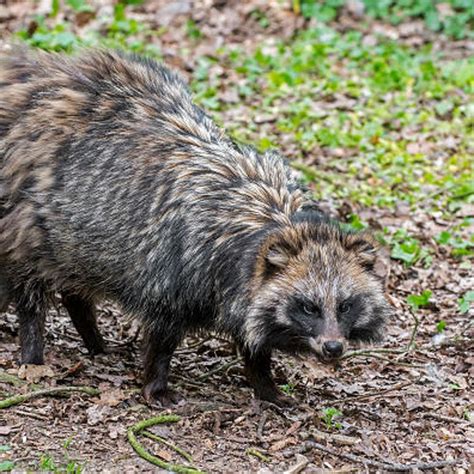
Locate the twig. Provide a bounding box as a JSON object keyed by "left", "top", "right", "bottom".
{"left": 174, "top": 374, "right": 207, "bottom": 389}
{"left": 0, "top": 386, "right": 99, "bottom": 409}
{"left": 283, "top": 454, "right": 310, "bottom": 474}
{"left": 142, "top": 430, "right": 194, "bottom": 463}
{"left": 406, "top": 309, "right": 420, "bottom": 351}
{"left": 310, "top": 430, "right": 359, "bottom": 446}
{"left": 344, "top": 352, "right": 427, "bottom": 368}
{"left": 176, "top": 338, "right": 210, "bottom": 354}
{"left": 13, "top": 408, "right": 50, "bottom": 421}
{"left": 197, "top": 357, "right": 242, "bottom": 382}
{"left": 298, "top": 441, "right": 460, "bottom": 471}
{"left": 421, "top": 412, "right": 473, "bottom": 426}
{"left": 127, "top": 416, "right": 205, "bottom": 474}
{"left": 341, "top": 347, "right": 405, "bottom": 360}
{"left": 326, "top": 380, "right": 413, "bottom": 404}
{"left": 246, "top": 448, "right": 269, "bottom": 462}
{"left": 257, "top": 412, "right": 268, "bottom": 442}
{"left": 342, "top": 308, "right": 421, "bottom": 362}
{"left": 104, "top": 327, "right": 140, "bottom": 347}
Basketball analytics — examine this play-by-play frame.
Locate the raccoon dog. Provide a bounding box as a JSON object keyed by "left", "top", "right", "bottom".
{"left": 0, "top": 48, "right": 391, "bottom": 405}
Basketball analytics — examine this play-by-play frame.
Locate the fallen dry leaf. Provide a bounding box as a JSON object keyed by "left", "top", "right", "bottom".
{"left": 18, "top": 364, "right": 54, "bottom": 383}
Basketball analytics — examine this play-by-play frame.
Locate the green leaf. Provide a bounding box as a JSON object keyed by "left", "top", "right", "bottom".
{"left": 434, "top": 100, "right": 454, "bottom": 116}
{"left": 51, "top": 0, "right": 60, "bottom": 17}
{"left": 0, "top": 462, "right": 14, "bottom": 472}
{"left": 66, "top": 0, "right": 94, "bottom": 13}
{"left": 407, "top": 290, "right": 432, "bottom": 311}
{"left": 436, "top": 320, "right": 446, "bottom": 333}
{"left": 459, "top": 291, "right": 474, "bottom": 314}
{"left": 321, "top": 407, "right": 343, "bottom": 430}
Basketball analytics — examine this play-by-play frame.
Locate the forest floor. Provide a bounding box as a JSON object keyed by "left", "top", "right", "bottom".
{"left": 0, "top": 1, "right": 473, "bottom": 472}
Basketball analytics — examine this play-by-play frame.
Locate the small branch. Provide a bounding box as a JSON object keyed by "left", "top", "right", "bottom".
{"left": 406, "top": 309, "right": 420, "bottom": 352}
{"left": 13, "top": 408, "right": 50, "bottom": 421}
{"left": 256, "top": 412, "right": 268, "bottom": 442}
{"left": 142, "top": 430, "right": 194, "bottom": 463}
{"left": 197, "top": 357, "right": 242, "bottom": 382}
{"left": 341, "top": 347, "right": 405, "bottom": 360}
{"left": 421, "top": 412, "right": 473, "bottom": 426}
{"left": 342, "top": 308, "right": 421, "bottom": 362}
{"left": 176, "top": 338, "right": 210, "bottom": 354}
{"left": 246, "top": 448, "right": 269, "bottom": 462}
{"left": 0, "top": 386, "right": 99, "bottom": 409}
{"left": 104, "top": 328, "right": 140, "bottom": 347}
{"left": 310, "top": 430, "right": 359, "bottom": 446}
{"left": 127, "top": 416, "right": 205, "bottom": 474}
{"left": 298, "top": 441, "right": 460, "bottom": 471}
{"left": 343, "top": 352, "right": 427, "bottom": 368}
{"left": 326, "top": 380, "right": 413, "bottom": 404}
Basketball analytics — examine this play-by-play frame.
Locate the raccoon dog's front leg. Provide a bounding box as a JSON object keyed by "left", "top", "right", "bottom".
{"left": 142, "top": 323, "right": 183, "bottom": 406}
{"left": 61, "top": 292, "right": 105, "bottom": 355}
{"left": 242, "top": 349, "right": 294, "bottom": 406}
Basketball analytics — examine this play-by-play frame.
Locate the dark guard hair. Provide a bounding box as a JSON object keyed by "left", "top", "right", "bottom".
{"left": 0, "top": 47, "right": 392, "bottom": 406}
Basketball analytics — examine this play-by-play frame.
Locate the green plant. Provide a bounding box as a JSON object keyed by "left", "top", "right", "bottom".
{"left": 295, "top": 1, "right": 474, "bottom": 39}
{"left": 250, "top": 8, "right": 271, "bottom": 28}
{"left": 0, "top": 461, "right": 14, "bottom": 472}
{"left": 436, "top": 230, "right": 474, "bottom": 258}
{"left": 297, "top": 0, "right": 346, "bottom": 22}
{"left": 321, "top": 407, "right": 343, "bottom": 429}
{"left": 186, "top": 19, "right": 203, "bottom": 40}
{"left": 458, "top": 291, "right": 474, "bottom": 314}
{"left": 389, "top": 229, "right": 431, "bottom": 267}
{"left": 39, "top": 454, "right": 57, "bottom": 471}
{"left": 0, "top": 447, "right": 13, "bottom": 473}
{"left": 407, "top": 290, "right": 432, "bottom": 311}
{"left": 66, "top": 0, "right": 94, "bottom": 13}
{"left": 342, "top": 214, "right": 369, "bottom": 232}
{"left": 436, "top": 320, "right": 446, "bottom": 333}
{"left": 37, "top": 454, "right": 84, "bottom": 473}
{"left": 280, "top": 383, "right": 295, "bottom": 395}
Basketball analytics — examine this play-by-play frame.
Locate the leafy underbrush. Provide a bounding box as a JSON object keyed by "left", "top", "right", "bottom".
{"left": 295, "top": 0, "right": 474, "bottom": 39}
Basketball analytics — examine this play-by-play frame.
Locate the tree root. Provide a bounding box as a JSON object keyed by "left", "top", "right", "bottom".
{"left": 0, "top": 386, "right": 99, "bottom": 409}
{"left": 142, "top": 430, "right": 194, "bottom": 463}
{"left": 0, "top": 370, "right": 26, "bottom": 386}
{"left": 127, "top": 415, "right": 205, "bottom": 473}
{"left": 295, "top": 440, "right": 460, "bottom": 471}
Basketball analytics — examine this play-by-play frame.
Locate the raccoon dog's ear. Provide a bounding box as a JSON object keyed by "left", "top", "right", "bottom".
{"left": 266, "top": 244, "right": 293, "bottom": 269}
{"left": 345, "top": 233, "right": 390, "bottom": 283}
{"left": 258, "top": 229, "right": 302, "bottom": 277}
{"left": 344, "top": 233, "right": 379, "bottom": 270}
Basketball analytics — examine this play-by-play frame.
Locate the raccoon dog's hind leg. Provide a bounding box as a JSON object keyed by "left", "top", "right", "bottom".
{"left": 0, "top": 275, "right": 12, "bottom": 313}
{"left": 15, "top": 282, "right": 48, "bottom": 365}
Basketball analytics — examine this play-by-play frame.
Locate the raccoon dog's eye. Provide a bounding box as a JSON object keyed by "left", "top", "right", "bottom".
{"left": 339, "top": 301, "right": 352, "bottom": 314}
{"left": 303, "top": 303, "right": 320, "bottom": 316}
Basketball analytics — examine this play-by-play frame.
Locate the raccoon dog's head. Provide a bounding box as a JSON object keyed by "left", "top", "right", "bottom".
{"left": 245, "top": 213, "right": 392, "bottom": 361}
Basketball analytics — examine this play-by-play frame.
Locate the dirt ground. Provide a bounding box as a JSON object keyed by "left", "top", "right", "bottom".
{"left": 0, "top": 1, "right": 473, "bottom": 472}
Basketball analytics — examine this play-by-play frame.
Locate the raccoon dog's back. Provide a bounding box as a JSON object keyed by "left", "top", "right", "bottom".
{"left": 0, "top": 48, "right": 303, "bottom": 314}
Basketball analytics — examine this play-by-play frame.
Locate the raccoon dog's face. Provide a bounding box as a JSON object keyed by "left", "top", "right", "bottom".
{"left": 246, "top": 219, "right": 392, "bottom": 361}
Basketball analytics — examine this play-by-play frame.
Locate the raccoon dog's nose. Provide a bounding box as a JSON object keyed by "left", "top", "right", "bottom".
{"left": 323, "top": 341, "right": 343, "bottom": 358}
